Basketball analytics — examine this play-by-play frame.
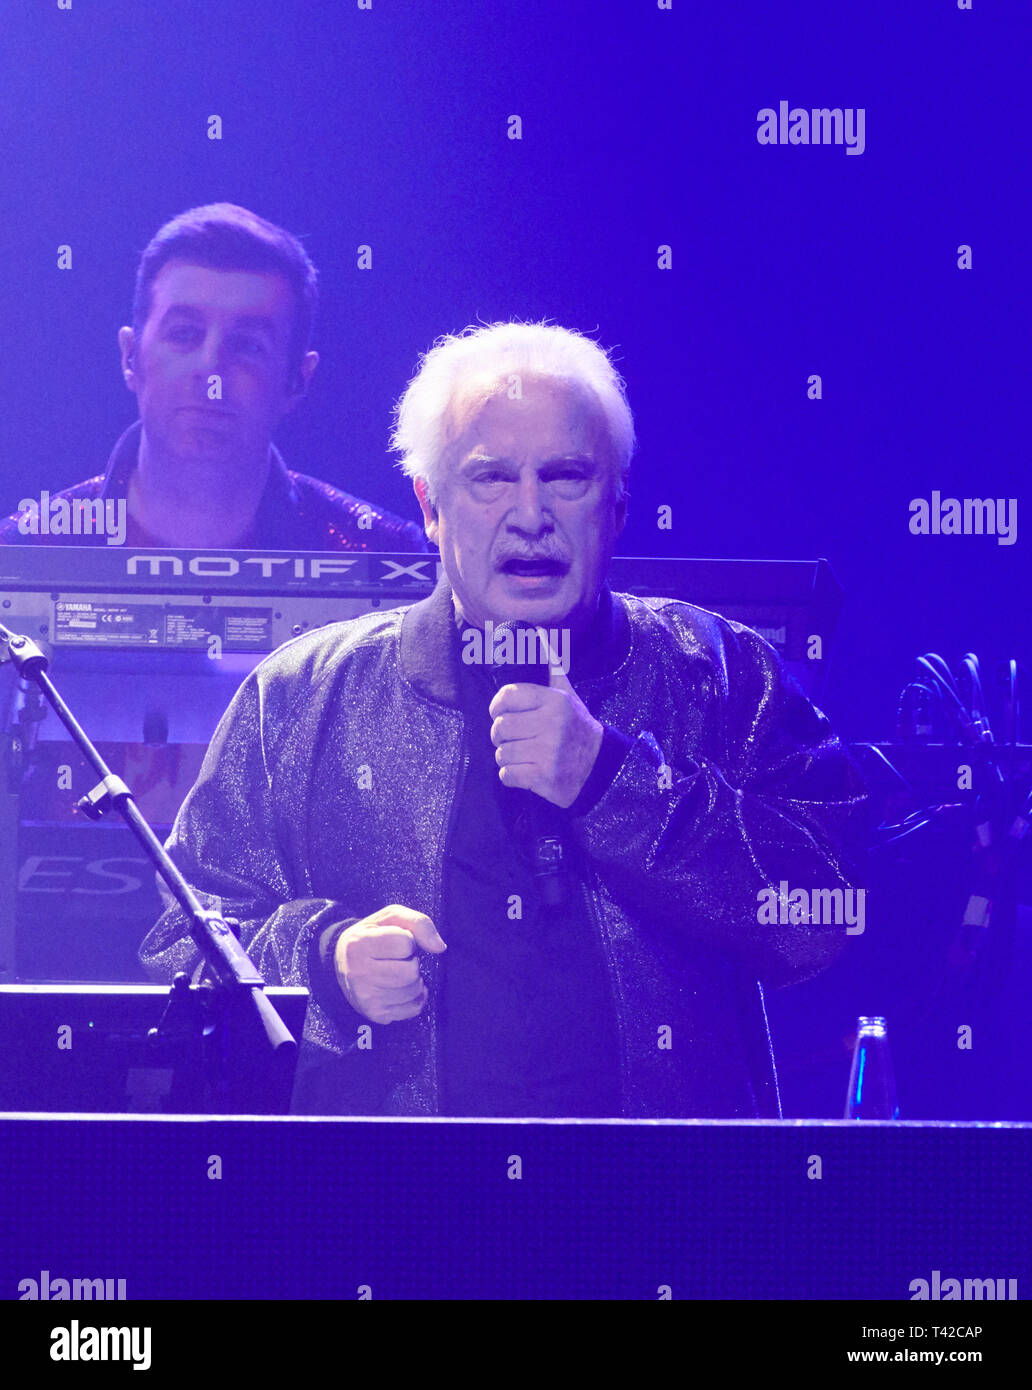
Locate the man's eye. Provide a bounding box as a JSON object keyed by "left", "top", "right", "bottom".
{"left": 167, "top": 326, "right": 200, "bottom": 344}
{"left": 548, "top": 472, "right": 590, "bottom": 494}
{"left": 233, "top": 337, "right": 265, "bottom": 356}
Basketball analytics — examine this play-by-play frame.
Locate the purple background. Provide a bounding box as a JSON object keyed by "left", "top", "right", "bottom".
{"left": 1, "top": 0, "right": 1027, "bottom": 740}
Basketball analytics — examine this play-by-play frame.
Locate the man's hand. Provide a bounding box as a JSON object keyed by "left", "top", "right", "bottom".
{"left": 489, "top": 663, "right": 604, "bottom": 809}
{"left": 333, "top": 904, "right": 447, "bottom": 1024}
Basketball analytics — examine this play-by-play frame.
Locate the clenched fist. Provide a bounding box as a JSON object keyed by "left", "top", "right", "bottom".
{"left": 489, "top": 662, "right": 604, "bottom": 808}
{"left": 333, "top": 904, "right": 447, "bottom": 1025}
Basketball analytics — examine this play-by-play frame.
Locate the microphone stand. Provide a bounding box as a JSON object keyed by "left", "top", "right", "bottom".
{"left": 0, "top": 622, "right": 297, "bottom": 1113}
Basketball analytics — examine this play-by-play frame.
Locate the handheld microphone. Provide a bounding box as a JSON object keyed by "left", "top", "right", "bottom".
{"left": 489, "top": 620, "right": 567, "bottom": 907}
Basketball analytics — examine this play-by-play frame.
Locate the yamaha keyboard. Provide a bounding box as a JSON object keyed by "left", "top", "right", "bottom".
{"left": 0, "top": 544, "right": 841, "bottom": 674}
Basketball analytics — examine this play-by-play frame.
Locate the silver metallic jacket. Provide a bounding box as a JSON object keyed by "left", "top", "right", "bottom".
{"left": 140, "top": 573, "right": 869, "bottom": 1118}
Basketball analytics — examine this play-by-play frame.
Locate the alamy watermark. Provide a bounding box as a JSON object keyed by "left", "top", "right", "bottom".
{"left": 50, "top": 1320, "right": 151, "bottom": 1371}
{"left": 461, "top": 621, "right": 570, "bottom": 675}
{"left": 756, "top": 102, "right": 866, "bottom": 156}
{"left": 909, "top": 1269, "right": 1017, "bottom": 1300}
{"left": 909, "top": 492, "right": 1017, "bottom": 546}
{"left": 757, "top": 881, "right": 866, "bottom": 934}
{"left": 19, "top": 1269, "right": 126, "bottom": 1300}
{"left": 16, "top": 493, "right": 127, "bottom": 545}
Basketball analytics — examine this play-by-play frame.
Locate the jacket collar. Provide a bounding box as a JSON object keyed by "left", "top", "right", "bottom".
{"left": 399, "top": 566, "right": 630, "bottom": 707}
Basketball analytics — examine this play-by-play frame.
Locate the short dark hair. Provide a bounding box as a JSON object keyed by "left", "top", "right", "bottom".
{"left": 132, "top": 203, "right": 318, "bottom": 382}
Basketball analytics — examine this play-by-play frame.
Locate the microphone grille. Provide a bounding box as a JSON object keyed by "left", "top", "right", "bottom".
{"left": 490, "top": 620, "right": 552, "bottom": 688}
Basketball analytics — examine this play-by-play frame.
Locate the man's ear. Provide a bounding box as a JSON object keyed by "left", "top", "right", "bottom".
{"left": 283, "top": 350, "right": 319, "bottom": 410}
{"left": 118, "top": 326, "right": 138, "bottom": 393}
{"left": 414, "top": 477, "right": 439, "bottom": 544}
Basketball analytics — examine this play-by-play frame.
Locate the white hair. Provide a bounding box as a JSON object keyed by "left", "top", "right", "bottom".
{"left": 390, "top": 321, "right": 635, "bottom": 505}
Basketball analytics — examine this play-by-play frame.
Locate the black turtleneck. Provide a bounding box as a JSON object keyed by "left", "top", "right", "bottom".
{"left": 437, "top": 588, "right": 630, "bottom": 1118}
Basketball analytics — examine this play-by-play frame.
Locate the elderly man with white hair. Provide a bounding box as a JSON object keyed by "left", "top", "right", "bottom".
{"left": 140, "top": 321, "right": 868, "bottom": 1118}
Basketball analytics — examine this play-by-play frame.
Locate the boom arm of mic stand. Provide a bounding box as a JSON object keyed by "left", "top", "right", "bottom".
{"left": 0, "top": 624, "right": 296, "bottom": 1060}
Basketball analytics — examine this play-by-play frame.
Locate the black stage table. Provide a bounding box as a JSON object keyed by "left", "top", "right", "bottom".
{"left": 1, "top": 1115, "right": 1028, "bottom": 1301}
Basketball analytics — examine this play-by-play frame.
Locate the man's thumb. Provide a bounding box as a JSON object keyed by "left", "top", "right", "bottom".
{"left": 549, "top": 661, "right": 574, "bottom": 693}
{"left": 407, "top": 914, "right": 448, "bottom": 954}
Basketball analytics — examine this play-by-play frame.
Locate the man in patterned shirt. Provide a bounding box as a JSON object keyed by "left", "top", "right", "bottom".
{"left": 0, "top": 203, "right": 425, "bottom": 553}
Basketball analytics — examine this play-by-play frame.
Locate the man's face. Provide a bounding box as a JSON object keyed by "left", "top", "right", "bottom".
{"left": 417, "top": 373, "right": 626, "bottom": 633}
{"left": 120, "top": 260, "right": 313, "bottom": 467}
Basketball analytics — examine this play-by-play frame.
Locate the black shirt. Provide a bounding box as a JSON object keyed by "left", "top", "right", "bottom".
{"left": 436, "top": 598, "right": 628, "bottom": 1118}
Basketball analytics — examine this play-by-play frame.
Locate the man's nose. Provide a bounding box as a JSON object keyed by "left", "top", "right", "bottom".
{"left": 507, "top": 475, "right": 551, "bottom": 532}
{"left": 196, "top": 330, "right": 228, "bottom": 378}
